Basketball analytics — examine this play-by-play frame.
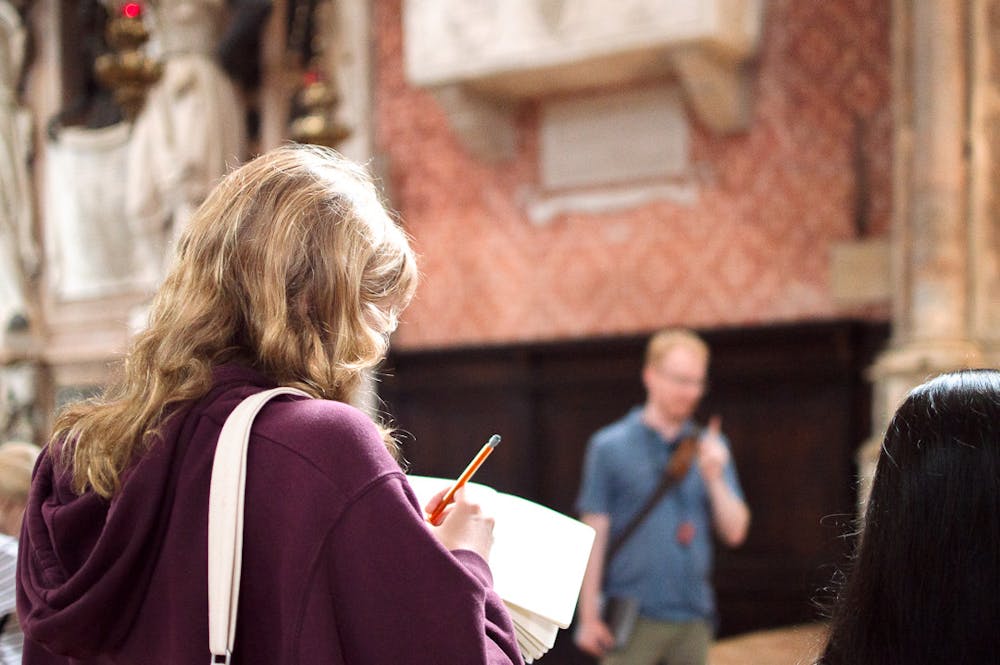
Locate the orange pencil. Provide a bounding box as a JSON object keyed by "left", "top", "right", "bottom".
{"left": 427, "top": 434, "right": 501, "bottom": 526}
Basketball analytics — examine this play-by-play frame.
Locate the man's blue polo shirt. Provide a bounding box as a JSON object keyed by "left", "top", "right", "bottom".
{"left": 576, "top": 407, "right": 745, "bottom": 624}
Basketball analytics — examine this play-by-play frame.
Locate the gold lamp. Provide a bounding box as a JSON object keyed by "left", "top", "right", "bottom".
{"left": 94, "top": 2, "right": 162, "bottom": 119}
{"left": 289, "top": 67, "right": 351, "bottom": 147}
{"left": 288, "top": 0, "right": 351, "bottom": 147}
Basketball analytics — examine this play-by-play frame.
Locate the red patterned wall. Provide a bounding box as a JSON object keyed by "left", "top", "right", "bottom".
{"left": 375, "top": 0, "right": 892, "bottom": 350}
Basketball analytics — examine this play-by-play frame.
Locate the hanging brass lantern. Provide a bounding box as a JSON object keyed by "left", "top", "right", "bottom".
{"left": 288, "top": 0, "right": 351, "bottom": 147}
{"left": 289, "top": 67, "right": 351, "bottom": 147}
{"left": 94, "top": 2, "right": 162, "bottom": 119}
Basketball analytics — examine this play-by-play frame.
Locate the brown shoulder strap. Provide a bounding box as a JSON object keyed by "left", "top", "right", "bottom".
{"left": 604, "top": 433, "right": 699, "bottom": 565}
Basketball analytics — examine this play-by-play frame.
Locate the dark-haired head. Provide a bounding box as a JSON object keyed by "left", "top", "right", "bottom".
{"left": 819, "top": 369, "right": 1000, "bottom": 665}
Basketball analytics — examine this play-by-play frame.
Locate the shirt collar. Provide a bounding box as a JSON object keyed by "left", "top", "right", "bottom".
{"left": 628, "top": 406, "right": 697, "bottom": 447}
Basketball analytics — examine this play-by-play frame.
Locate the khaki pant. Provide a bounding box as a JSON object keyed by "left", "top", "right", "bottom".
{"left": 601, "top": 616, "right": 712, "bottom": 665}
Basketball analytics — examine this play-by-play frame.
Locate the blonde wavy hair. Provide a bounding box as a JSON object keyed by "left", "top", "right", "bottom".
{"left": 54, "top": 144, "right": 418, "bottom": 498}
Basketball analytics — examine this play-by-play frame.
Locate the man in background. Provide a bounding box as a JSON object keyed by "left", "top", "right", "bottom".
{"left": 574, "top": 329, "right": 750, "bottom": 665}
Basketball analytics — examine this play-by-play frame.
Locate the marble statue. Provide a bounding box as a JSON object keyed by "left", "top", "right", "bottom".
{"left": 126, "top": 0, "right": 246, "bottom": 277}
{"left": 0, "top": 0, "right": 37, "bottom": 340}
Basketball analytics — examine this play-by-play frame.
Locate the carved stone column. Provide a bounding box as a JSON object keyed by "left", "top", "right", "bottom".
{"left": 970, "top": 0, "right": 1000, "bottom": 366}
{"left": 859, "top": 0, "right": 993, "bottom": 503}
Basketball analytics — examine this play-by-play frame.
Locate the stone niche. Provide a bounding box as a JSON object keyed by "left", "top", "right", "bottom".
{"left": 404, "top": 0, "right": 764, "bottom": 160}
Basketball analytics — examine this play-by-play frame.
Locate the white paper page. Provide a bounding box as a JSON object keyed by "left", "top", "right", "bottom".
{"left": 405, "top": 475, "right": 595, "bottom": 629}
{"left": 405, "top": 475, "right": 498, "bottom": 510}
{"left": 512, "top": 624, "right": 543, "bottom": 662}
{"left": 490, "top": 492, "right": 594, "bottom": 628}
{"left": 508, "top": 603, "right": 559, "bottom": 649}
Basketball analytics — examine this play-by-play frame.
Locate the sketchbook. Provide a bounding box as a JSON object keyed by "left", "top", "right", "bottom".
{"left": 406, "top": 475, "right": 596, "bottom": 663}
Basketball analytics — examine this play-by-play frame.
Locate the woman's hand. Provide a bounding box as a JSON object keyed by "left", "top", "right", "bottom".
{"left": 425, "top": 487, "right": 496, "bottom": 561}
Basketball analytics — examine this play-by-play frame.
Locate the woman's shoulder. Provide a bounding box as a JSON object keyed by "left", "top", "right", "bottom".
{"left": 257, "top": 395, "right": 378, "bottom": 442}
{"left": 199, "top": 372, "right": 380, "bottom": 450}
{"left": 246, "top": 395, "right": 401, "bottom": 489}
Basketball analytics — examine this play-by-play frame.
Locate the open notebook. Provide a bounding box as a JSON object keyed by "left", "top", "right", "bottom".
{"left": 406, "top": 475, "right": 596, "bottom": 663}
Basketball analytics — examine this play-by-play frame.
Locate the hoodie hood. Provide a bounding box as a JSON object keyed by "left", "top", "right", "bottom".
{"left": 17, "top": 410, "right": 193, "bottom": 658}
{"left": 17, "top": 366, "right": 273, "bottom": 658}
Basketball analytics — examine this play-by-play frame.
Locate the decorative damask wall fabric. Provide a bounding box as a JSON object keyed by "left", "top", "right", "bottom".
{"left": 379, "top": 0, "right": 893, "bottom": 348}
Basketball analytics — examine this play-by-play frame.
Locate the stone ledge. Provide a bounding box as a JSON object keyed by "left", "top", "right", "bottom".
{"left": 404, "top": 0, "right": 764, "bottom": 160}
{"left": 405, "top": 0, "right": 762, "bottom": 91}
{"left": 525, "top": 182, "right": 698, "bottom": 225}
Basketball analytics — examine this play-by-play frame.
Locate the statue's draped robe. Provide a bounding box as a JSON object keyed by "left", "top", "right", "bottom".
{"left": 0, "top": 2, "right": 37, "bottom": 335}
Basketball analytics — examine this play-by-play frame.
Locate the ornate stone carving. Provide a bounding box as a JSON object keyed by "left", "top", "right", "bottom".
{"left": 0, "top": 0, "right": 38, "bottom": 344}
{"left": 405, "top": 0, "right": 760, "bottom": 95}
{"left": 403, "top": 0, "right": 763, "bottom": 159}
{"left": 0, "top": 361, "right": 38, "bottom": 444}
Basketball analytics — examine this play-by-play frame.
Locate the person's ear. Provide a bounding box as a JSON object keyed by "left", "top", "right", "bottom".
{"left": 641, "top": 365, "right": 654, "bottom": 392}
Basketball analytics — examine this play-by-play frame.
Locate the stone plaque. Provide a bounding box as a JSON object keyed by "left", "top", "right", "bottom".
{"left": 540, "top": 85, "right": 689, "bottom": 190}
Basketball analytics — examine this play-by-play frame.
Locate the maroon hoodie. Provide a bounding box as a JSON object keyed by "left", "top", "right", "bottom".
{"left": 17, "top": 364, "right": 523, "bottom": 664}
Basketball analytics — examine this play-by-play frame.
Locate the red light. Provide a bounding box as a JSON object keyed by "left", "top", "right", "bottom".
{"left": 122, "top": 2, "right": 141, "bottom": 19}
{"left": 303, "top": 70, "right": 321, "bottom": 86}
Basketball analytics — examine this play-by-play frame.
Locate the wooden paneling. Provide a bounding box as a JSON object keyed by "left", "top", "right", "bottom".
{"left": 378, "top": 320, "right": 889, "bottom": 664}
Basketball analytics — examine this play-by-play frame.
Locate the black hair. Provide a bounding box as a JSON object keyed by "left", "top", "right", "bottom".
{"left": 818, "top": 369, "right": 1000, "bottom": 665}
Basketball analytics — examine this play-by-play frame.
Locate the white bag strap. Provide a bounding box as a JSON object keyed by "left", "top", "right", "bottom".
{"left": 208, "top": 387, "right": 311, "bottom": 665}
